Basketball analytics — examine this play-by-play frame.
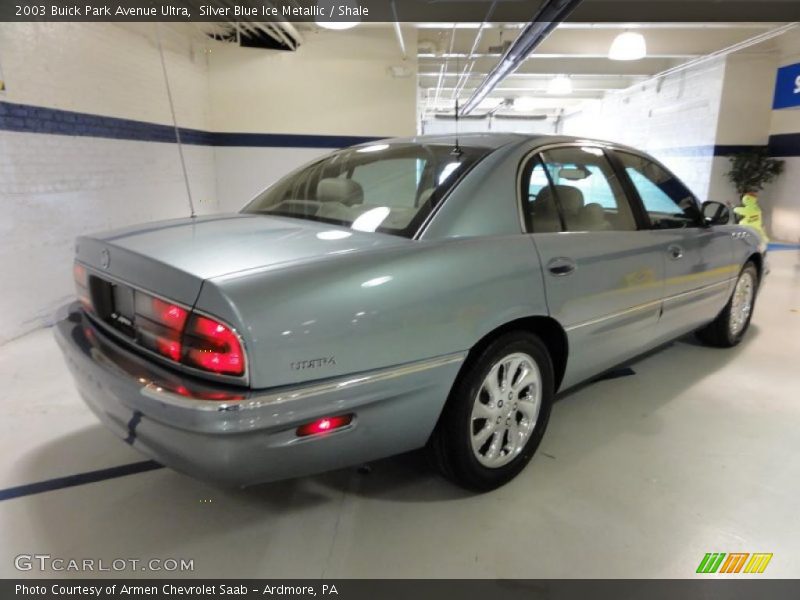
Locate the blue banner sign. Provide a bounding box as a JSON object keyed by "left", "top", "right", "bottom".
{"left": 773, "top": 63, "right": 800, "bottom": 110}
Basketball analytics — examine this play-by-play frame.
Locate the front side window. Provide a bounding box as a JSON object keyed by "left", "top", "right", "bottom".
{"left": 616, "top": 152, "right": 702, "bottom": 229}
{"left": 523, "top": 146, "right": 637, "bottom": 233}
{"left": 242, "top": 143, "right": 488, "bottom": 238}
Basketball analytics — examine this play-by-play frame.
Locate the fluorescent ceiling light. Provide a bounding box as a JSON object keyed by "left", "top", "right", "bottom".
{"left": 316, "top": 21, "right": 360, "bottom": 30}
{"left": 514, "top": 97, "right": 539, "bottom": 111}
{"left": 547, "top": 75, "right": 573, "bottom": 95}
{"left": 478, "top": 97, "right": 504, "bottom": 110}
{"left": 609, "top": 32, "right": 647, "bottom": 61}
{"left": 315, "top": 0, "right": 360, "bottom": 29}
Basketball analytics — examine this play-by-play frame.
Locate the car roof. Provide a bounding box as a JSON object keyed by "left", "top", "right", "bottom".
{"left": 372, "top": 133, "right": 646, "bottom": 155}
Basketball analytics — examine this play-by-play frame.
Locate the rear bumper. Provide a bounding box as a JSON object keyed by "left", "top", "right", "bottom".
{"left": 54, "top": 303, "right": 464, "bottom": 486}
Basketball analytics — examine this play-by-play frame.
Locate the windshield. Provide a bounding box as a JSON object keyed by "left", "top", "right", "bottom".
{"left": 241, "top": 143, "right": 489, "bottom": 237}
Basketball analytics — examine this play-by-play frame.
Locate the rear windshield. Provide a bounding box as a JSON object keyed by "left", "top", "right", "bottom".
{"left": 241, "top": 143, "right": 489, "bottom": 237}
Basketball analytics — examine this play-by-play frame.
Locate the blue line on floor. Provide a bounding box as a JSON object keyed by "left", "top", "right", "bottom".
{"left": 0, "top": 460, "right": 163, "bottom": 502}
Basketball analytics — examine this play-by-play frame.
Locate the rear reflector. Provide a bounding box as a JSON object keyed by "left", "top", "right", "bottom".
{"left": 182, "top": 314, "right": 245, "bottom": 376}
{"left": 296, "top": 414, "right": 354, "bottom": 437}
{"left": 73, "top": 262, "right": 92, "bottom": 312}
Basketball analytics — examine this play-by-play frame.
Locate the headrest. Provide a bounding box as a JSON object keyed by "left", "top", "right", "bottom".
{"left": 533, "top": 187, "right": 559, "bottom": 214}
{"left": 535, "top": 185, "right": 584, "bottom": 215}
{"left": 316, "top": 178, "right": 364, "bottom": 206}
{"left": 553, "top": 185, "right": 584, "bottom": 214}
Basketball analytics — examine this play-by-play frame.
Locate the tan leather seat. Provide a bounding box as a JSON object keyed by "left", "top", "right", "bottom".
{"left": 553, "top": 185, "right": 585, "bottom": 231}
{"left": 530, "top": 187, "right": 563, "bottom": 233}
{"left": 531, "top": 185, "right": 586, "bottom": 233}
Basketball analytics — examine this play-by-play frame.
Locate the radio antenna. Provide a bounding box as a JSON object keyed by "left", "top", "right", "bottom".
{"left": 452, "top": 56, "right": 463, "bottom": 156}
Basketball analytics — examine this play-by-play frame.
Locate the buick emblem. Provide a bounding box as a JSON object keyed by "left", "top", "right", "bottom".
{"left": 100, "top": 249, "right": 110, "bottom": 269}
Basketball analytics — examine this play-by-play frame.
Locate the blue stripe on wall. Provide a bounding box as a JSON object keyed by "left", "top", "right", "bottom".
{"left": 209, "top": 132, "right": 383, "bottom": 148}
{"left": 767, "top": 133, "right": 800, "bottom": 158}
{"left": 4, "top": 99, "right": 800, "bottom": 156}
{"left": 652, "top": 144, "right": 775, "bottom": 158}
{"left": 0, "top": 100, "right": 383, "bottom": 149}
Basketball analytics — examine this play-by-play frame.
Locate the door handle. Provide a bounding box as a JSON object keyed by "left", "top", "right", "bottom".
{"left": 667, "top": 245, "right": 684, "bottom": 260}
{"left": 547, "top": 257, "right": 576, "bottom": 276}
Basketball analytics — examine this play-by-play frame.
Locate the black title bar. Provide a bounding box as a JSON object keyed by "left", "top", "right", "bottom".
{"left": 6, "top": 580, "right": 800, "bottom": 600}
{"left": 3, "top": 0, "right": 800, "bottom": 22}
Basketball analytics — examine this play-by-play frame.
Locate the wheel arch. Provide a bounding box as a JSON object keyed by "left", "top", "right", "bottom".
{"left": 467, "top": 316, "right": 569, "bottom": 392}
{"left": 746, "top": 252, "right": 764, "bottom": 281}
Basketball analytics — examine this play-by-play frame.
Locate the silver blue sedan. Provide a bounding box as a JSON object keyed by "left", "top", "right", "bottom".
{"left": 55, "top": 134, "right": 766, "bottom": 491}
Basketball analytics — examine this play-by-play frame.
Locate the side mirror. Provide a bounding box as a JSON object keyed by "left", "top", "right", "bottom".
{"left": 702, "top": 201, "right": 731, "bottom": 226}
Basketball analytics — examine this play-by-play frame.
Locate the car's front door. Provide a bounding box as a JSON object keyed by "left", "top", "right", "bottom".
{"left": 612, "top": 151, "right": 736, "bottom": 344}
{"left": 521, "top": 145, "right": 664, "bottom": 389}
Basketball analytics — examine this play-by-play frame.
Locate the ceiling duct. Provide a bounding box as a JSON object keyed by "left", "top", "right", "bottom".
{"left": 205, "top": 20, "right": 303, "bottom": 51}
{"left": 460, "top": 0, "right": 583, "bottom": 115}
{"left": 434, "top": 112, "right": 549, "bottom": 121}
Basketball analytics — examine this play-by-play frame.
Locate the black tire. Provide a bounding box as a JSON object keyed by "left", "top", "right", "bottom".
{"left": 428, "top": 331, "right": 554, "bottom": 492}
{"left": 696, "top": 261, "right": 759, "bottom": 348}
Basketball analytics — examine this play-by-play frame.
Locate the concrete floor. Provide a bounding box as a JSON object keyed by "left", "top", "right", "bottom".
{"left": 1, "top": 250, "right": 798, "bottom": 579}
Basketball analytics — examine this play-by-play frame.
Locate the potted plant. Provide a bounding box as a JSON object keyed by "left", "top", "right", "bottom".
{"left": 726, "top": 149, "right": 783, "bottom": 241}
{"left": 726, "top": 149, "right": 784, "bottom": 197}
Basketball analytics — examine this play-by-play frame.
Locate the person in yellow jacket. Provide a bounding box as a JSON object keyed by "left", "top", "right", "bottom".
{"left": 733, "top": 193, "right": 768, "bottom": 242}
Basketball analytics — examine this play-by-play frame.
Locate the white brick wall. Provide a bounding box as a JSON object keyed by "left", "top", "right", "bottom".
{"left": 214, "top": 146, "right": 329, "bottom": 212}
{"left": 0, "top": 22, "right": 420, "bottom": 344}
{"left": 562, "top": 58, "right": 727, "bottom": 200}
{"left": 0, "top": 23, "right": 216, "bottom": 344}
{"left": 0, "top": 22, "right": 210, "bottom": 128}
{"left": 208, "top": 26, "right": 417, "bottom": 136}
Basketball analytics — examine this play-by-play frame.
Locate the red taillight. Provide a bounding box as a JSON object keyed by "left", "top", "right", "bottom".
{"left": 152, "top": 298, "right": 188, "bottom": 329}
{"left": 134, "top": 293, "right": 189, "bottom": 363}
{"left": 77, "top": 267, "right": 247, "bottom": 381}
{"left": 156, "top": 338, "right": 182, "bottom": 361}
{"left": 182, "top": 314, "right": 244, "bottom": 376}
{"left": 296, "top": 415, "right": 353, "bottom": 437}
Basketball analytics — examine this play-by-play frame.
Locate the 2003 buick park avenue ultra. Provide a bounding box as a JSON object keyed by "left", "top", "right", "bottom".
{"left": 56, "top": 134, "right": 766, "bottom": 491}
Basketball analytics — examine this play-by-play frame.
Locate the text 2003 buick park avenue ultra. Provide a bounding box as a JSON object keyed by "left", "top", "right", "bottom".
{"left": 56, "top": 134, "right": 766, "bottom": 491}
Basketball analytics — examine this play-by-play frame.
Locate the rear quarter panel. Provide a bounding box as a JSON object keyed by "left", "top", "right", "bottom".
{"left": 196, "top": 236, "right": 549, "bottom": 389}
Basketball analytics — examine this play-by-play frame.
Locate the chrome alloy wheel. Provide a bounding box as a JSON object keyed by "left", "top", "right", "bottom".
{"left": 470, "top": 352, "right": 541, "bottom": 469}
{"left": 729, "top": 270, "right": 755, "bottom": 337}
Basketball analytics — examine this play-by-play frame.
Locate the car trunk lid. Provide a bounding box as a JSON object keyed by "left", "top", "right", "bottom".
{"left": 76, "top": 213, "right": 409, "bottom": 306}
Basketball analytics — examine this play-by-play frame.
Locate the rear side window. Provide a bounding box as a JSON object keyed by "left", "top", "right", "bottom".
{"left": 521, "top": 157, "right": 562, "bottom": 233}
{"left": 616, "top": 152, "right": 702, "bottom": 229}
{"left": 522, "top": 146, "right": 637, "bottom": 233}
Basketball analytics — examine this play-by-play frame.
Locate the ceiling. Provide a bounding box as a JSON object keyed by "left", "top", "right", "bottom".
{"left": 415, "top": 22, "right": 786, "bottom": 120}
{"left": 119, "top": 19, "right": 791, "bottom": 124}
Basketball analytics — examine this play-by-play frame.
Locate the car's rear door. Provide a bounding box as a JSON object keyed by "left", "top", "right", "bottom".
{"left": 610, "top": 150, "right": 735, "bottom": 345}
{"left": 521, "top": 144, "right": 664, "bottom": 389}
